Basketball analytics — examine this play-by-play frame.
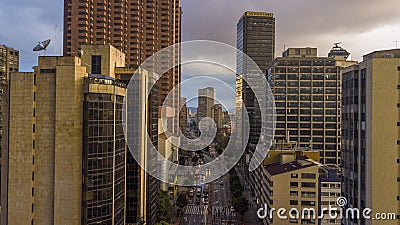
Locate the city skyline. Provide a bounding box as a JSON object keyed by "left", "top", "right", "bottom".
{"left": 1, "top": 0, "right": 400, "bottom": 72}
{"left": 1, "top": 1, "right": 400, "bottom": 225}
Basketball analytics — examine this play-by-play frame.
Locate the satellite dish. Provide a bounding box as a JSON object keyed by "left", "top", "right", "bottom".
{"left": 33, "top": 39, "right": 51, "bottom": 55}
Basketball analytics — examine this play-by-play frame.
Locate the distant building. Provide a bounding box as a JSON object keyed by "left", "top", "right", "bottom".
{"left": 0, "top": 45, "right": 19, "bottom": 217}
{"left": 211, "top": 104, "right": 223, "bottom": 129}
{"left": 179, "top": 97, "right": 188, "bottom": 135}
{"left": 342, "top": 49, "right": 400, "bottom": 225}
{"left": 267, "top": 46, "right": 357, "bottom": 165}
{"left": 197, "top": 87, "right": 216, "bottom": 126}
{"left": 222, "top": 111, "right": 230, "bottom": 125}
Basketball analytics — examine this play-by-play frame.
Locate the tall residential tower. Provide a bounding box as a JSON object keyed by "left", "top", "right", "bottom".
{"left": 342, "top": 49, "right": 400, "bottom": 225}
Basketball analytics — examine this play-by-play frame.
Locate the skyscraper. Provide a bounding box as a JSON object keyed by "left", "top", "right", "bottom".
{"left": 197, "top": 87, "right": 216, "bottom": 124}
{"left": 64, "top": 1, "right": 181, "bottom": 224}
{"left": 1, "top": 45, "right": 158, "bottom": 225}
{"left": 341, "top": 49, "right": 400, "bottom": 225}
{"left": 0, "top": 45, "right": 19, "bottom": 216}
{"left": 267, "top": 47, "right": 356, "bottom": 165}
{"left": 63, "top": 0, "right": 182, "bottom": 108}
{"left": 211, "top": 104, "right": 224, "bottom": 129}
{"left": 236, "top": 11, "right": 275, "bottom": 192}
{"left": 237, "top": 11, "right": 275, "bottom": 75}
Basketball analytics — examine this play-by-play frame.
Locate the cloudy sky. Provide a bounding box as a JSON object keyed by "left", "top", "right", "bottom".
{"left": 1, "top": 0, "right": 400, "bottom": 109}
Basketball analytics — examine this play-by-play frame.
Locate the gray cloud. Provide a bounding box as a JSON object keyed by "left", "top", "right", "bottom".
{"left": 181, "top": 0, "right": 400, "bottom": 60}
{"left": 1, "top": 0, "right": 400, "bottom": 71}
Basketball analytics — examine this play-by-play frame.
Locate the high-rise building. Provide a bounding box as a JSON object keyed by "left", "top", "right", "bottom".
{"left": 64, "top": 1, "right": 181, "bottom": 223}
{"left": 197, "top": 87, "right": 216, "bottom": 124}
{"left": 0, "top": 45, "right": 19, "bottom": 217}
{"left": 236, "top": 12, "right": 275, "bottom": 188}
{"left": 63, "top": 0, "right": 182, "bottom": 110}
{"left": 114, "top": 67, "right": 160, "bottom": 225}
{"left": 341, "top": 49, "right": 400, "bottom": 225}
{"left": 211, "top": 104, "right": 223, "bottom": 129}
{"left": 267, "top": 47, "right": 356, "bottom": 165}
{"left": 237, "top": 11, "right": 275, "bottom": 75}
{"left": 179, "top": 97, "right": 187, "bottom": 135}
{"left": 1, "top": 45, "right": 158, "bottom": 225}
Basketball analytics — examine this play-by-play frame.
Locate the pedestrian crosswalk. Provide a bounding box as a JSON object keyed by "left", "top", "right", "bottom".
{"left": 212, "top": 206, "right": 234, "bottom": 216}
{"left": 184, "top": 205, "right": 206, "bottom": 215}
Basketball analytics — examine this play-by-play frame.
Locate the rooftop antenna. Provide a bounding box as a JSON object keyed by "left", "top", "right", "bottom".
{"left": 334, "top": 42, "right": 342, "bottom": 48}
{"left": 394, "top": 40, "right": 399, "bottom": 49}
{"left": 33, "top": 39, "right": 51, "bottom": 56}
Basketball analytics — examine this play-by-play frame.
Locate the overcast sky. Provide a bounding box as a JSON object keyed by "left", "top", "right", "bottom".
{"left": 1, "top": 0, "right": 400, "bottom": 109}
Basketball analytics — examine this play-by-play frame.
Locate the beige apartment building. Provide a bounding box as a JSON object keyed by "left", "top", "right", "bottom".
{"left": 342, "top": 49, "right": 400, "bottom": 225}
{"left": 262, "top": 152, "right": 320, "bottom": 225}
{"left": 1, "top": 45, "right": 157, "bottom": 225}
{"left": 258, "top": 144, "right": 342, "bottom": 225}
{"left": 267, "top": 46, "right": 356, "bottom": 165}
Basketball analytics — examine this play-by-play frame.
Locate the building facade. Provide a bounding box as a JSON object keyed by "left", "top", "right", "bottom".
{"left": 261, "top": 151, "right": 320, "bottom": 225}
{"left": 1, "top": 45, "right": 159, "bottom": 225}
{"left": 211, "top": 104, "right": 223, "bottom": 129}
{"left": 0, "top": 45, "right": 19, "bottom": 216}
{"left": 179, "top": 97, "right": 187, "bottom": 135}
{"left": 114, "top": 67, "right": 160, "bottom": 225}
{"left": 197, "top": 87, "right": 216, "bottom": 124}
{"left": 341, "top": 49, "right": 400, "bottom": 225}
{"left": 63, "top": 0, "right": 181, "bottom": 110}
{"left": 236, "top": 11, "right": 275, "bottom": 75}
{"left": 267, "top": 47, "right": 356, "bottom": 165}
{"left": 318, "top": 165, "right": 341, "bottom": 225}
{"left": 236, "top": 12, "right": 275, "bottom": 190}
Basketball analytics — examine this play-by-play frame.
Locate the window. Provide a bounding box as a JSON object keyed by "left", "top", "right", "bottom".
{"left": 91, "top": 55, "right": 102, "bottom": 74}
{"left": 291, "top": 174, "right": 298, "bottom": 178}
{"left": 290, "top": 182, "right": 298, "bottom": 187}
{"left": 301, "top": 201, "right": 315, "bottom": 206}
{"left": 290, "top": 191, "right": 298, "bottom": 196}
{"left": 290, "top": 200, "right": 298, "bottom": 205}
{"left": 301, "top": 182, "right": 316, "bottom": 188}
{"left": 301, "top": 173, "right": 316, "bottom": 179}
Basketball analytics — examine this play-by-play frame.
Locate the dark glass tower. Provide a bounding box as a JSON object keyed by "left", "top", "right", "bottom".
{"left": 237, "top": 11, "right": 275, "bottom": 75}
{"left": 82, "top": 81, "right": 127, "bottom": 225}
{"left": 236, "top": 11, "right": 275, "bottom": 188}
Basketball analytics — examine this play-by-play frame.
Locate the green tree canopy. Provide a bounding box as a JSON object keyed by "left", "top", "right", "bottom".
{"left": 155, "top": 221, "right": 170, "bottom": 225}
{"left": 157, "top": 189, "right": 173, "bottom": 223}
{"left": 233, "top": 196, "right": 249, "bottom": 215}
{"left": 176, "top": 193, "right": 188, "bottom": 208}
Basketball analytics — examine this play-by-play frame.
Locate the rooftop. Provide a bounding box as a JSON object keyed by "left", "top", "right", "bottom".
{"left": 264, "top": 156, "right": 318, "bottom": 176}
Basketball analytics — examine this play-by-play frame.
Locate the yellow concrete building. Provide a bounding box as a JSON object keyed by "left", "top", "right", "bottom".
{"left": 1, "top": 45, "right": 157, "bottom": 225}
{"left": 342, "top": 49, "right": 400, "bottom": 225}
{"left": 262, "top": 153, "right": 320, "bottom": 225}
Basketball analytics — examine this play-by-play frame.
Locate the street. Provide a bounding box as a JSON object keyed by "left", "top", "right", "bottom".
{"left": 180, "top": 157, "right": 238, "bottom": 225}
